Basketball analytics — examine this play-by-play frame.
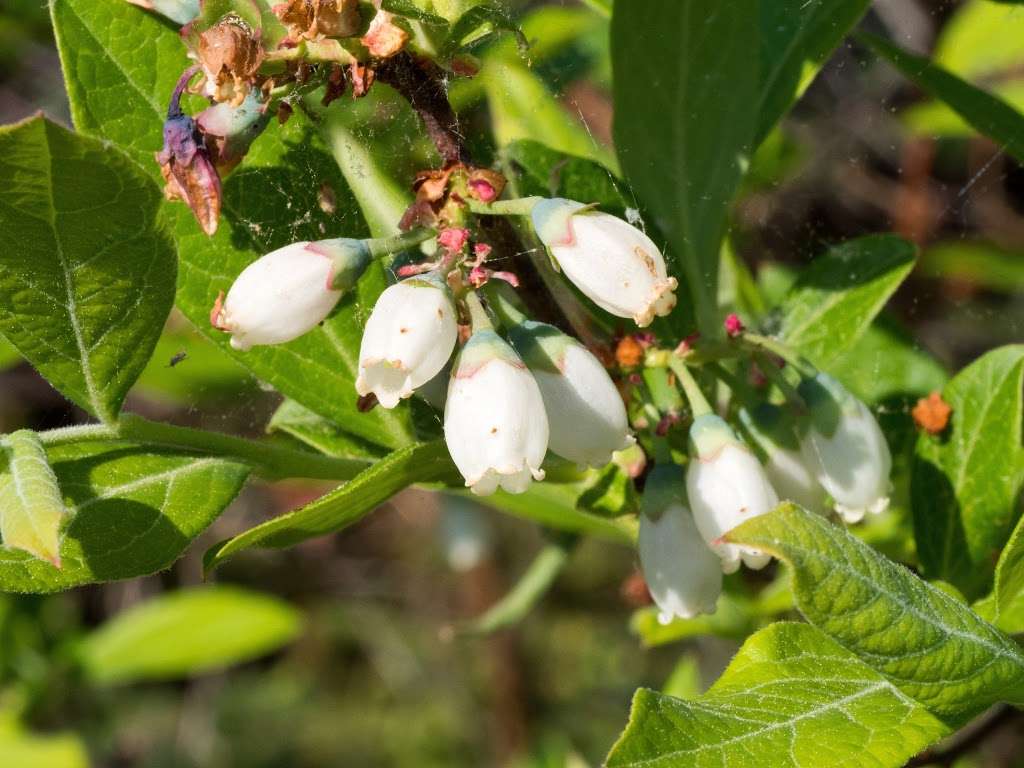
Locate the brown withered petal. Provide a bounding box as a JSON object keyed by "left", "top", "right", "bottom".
{"left": 413, "top": 167, "right": 454, "bottom": 203}
{"left": 275, "top": 0, "right": 360, "bottom": 40}
{"left": 157, "top": 115, "right": 222, "bottom": 236}
{"left": 197, "top": 19, "right": 264, "bottom": 104}
{"left": 348, "top": 61, "right": 375, "bottom": 97}
{"left": 361, "top": 9, "right": 408, "bottom": 58}
{"left": 912, "top": 391, "right": 952, "bottom": 435}
{"left": 321, "top": 64, "right": 347, "bottom": 106}
{"left": 398, "top": 199, "right": 438, "bottom": 231}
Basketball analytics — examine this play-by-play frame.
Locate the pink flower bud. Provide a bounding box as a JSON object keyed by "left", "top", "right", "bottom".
{"left": 724, "top": 313, "right": 745, "bottom": 337}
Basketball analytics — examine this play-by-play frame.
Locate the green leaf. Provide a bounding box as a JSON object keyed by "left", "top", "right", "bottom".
{"left": 727, "top": 504, "right": 1024, "bottom": 722}
{"left": 612, "top": 0, "right": 758, "bottom": 334}
{"left": 204, "top": 440, "right": 456, "bottom": 571}
{"left": 0, "top": 336, "right": 20, "bottom": 371}
{"left": 0, "top": 725, "right": 89, "bottom": 768}
{"left": 51, "top": 0, "right": 415, "bottom": 448}
{"left": 902, "top": 0, "right": 1024, "bottom": 138}
{"left": 482, "top": 59, "right": 617, "bottom": 171}
{"left": 606, "top": 622, "right": 949, "bottom": 768}
{"left": 0, "top": 116, "right": 175, "bottom": 422}
{"left": 132, "top": 315, "right": 259, "bottom": 407}
{"left": 381, "top": 0, "right": 448, "bottom": 26}
{"left": 778, "top": 235, "right": 916, "bottom": 368}
{"left": 267, "top": 399, "right": 386, "bottom": 461}
{"left": 0, "top": 430, "right": 68, "bottom": 567}
{"left": 823, "top": 318, "right": 948, "bottom": 404}
{"left": 503, "top": 139, "right": 631, "bottom": 217}
{"left": 169, "top": 118, "right": 416, "bottom": 450}
{"left": 440, "top": 3, "right": 525, "bottom": 59}
{"left": 78, "top": 586, "right": 303, "bottom": 684}
{"left": 754, "top": 0, "right": 871, "bottom": 144}
{"left": 989, "top": 512, "right": 1024, "bottom": 633}
{"left": 0, "top": 441, "right": 249, "bottom": 593}
{"left": 862, "top": 31, "right": 1024, "bottom": 165}
{"left": 919, "top": 240, "right": 1024, "bottom": 294}
{"left": 50, "top": 0, "right": 192, "bottom": 176}
{"left": 473, "top": 478, "right": 636, "bottom": 545}
{"left": 912, "top": 345, "right": 1024, "bottom": 597}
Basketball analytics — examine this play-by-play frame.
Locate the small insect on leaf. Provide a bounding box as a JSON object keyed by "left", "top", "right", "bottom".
{"left": 168, "top": 351, "right": 188, "bottom": 368}
{"left": 0, "top": 430, "right": 69, "bottom": 567}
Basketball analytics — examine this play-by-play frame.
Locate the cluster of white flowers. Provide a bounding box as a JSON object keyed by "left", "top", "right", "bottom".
{"left": 211, "top": 198, "right": 665, "bottom": 495}
{"left": 209, "top": 193, "right": 892, "bottom": 626}
{"left": 639, "top": 368, "right": 892, "bottom": 624}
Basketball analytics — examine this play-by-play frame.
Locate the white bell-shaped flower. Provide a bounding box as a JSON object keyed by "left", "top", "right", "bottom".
{"left": 686, "top": 414, "right": 779, "bottom": 573}
{"left": 444, "top": 329, "right": 549, "bottom": 495}
{"left": 738, "top": 403, "right": 828, "bottom": 515}
{"left": 798, "top": 372, "right": 892, "bottom": 523}
{"left": 638, "top": 462, "right": 722, "bottom": 622}
{"left": 356, "top": 273, "right": 458, "bottom": 409}
{"left": 212, "top": 239, "right": 367, "bottom": 351}
{"left": 531, "top": 199, "right": 678, "bottom": 327}
{"left": 506, "top": 320, "right": 633, "bottom": 467}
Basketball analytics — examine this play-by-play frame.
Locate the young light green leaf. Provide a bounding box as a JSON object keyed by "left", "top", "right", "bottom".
{"left": 606, "top": 622, "right": 949, "bottom": 768}
{"left": 0, "top": 431, "right": 68, "bottom": 567}
{"left": 78, "top": 586, "right": 303, "bottom": 685}
{"left": 727, "top": 504, "right": 1024, "bottom": 722}
{"left": 0, "top": 726, "right": 89, "bottom": 768}
{"left": 0, "top": 442, "right": 249, "bottom": 593}
{"left": 862, "top": 31, "right": 1024, "bottom": 165}
{"left": 204, "top": 440, "right": 457, "bottom": 571}
{"left": 779, "top": 235, "right": 916, "bottom": 368}
{"left": 612, "top": 0, "right": 759, "bottom": 334}
{"left": 483, "top": 59, "right": 617, "bottom": 171}
{"left": 0, "top": 116, "right": 176, "bottom": 422}
{"left": 913, "top": 345, "right": 1024, "bottom": 598}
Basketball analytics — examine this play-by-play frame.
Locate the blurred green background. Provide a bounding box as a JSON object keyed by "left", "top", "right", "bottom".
{"left": 1, "top": 0, "right": 1023, "bottom": 766}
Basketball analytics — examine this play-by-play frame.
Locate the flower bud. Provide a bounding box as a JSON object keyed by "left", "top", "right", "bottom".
{"left": 444, "top": 330, "right": 548, "bottom": 495}
{"left": 127, "top": 0, "right": 199, "bottom": 25}
{"left": 638, "top": 462, "right": 722, "bottom": 622}
{"left": 212, "top": 240, "right": 349, "bottom": 350}
{"left": 506, "top": 320, "right": 633, "bottom": 467}
{"left": 738, "top": 403, "right": 828, "bottom": 515}
{"left": 686, "top": 414, "right": 779, "bottom": 573}
{"left": 195, "top": 91, "right": 271, "bottom": 174}
{"left": 530, "top": 199, "right": 678, "bottom": 327}
{"left": 356, "top": 273, "right": 458, "bottom": 408}
{"left": 797, "top": 372, "right": 892, "bottom": 523}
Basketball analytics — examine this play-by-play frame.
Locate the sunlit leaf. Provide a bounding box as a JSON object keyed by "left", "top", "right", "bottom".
{"left": 79, "top": 586, "right": 303, "bottom": 684}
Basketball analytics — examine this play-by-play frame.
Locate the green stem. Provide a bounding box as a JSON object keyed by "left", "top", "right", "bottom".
{"left": 364, "top": 227, "right": 435, "bottom": 261}
{"left": 482, "top": 281, "right": 528, "bottom": 328}
{"left": 705, "top": 362, "right": 757, "bottom": 406}
{"left": 667, "top": 357, "right": 712, "bottom": 417}
{"left": 460, "top": 536, "right": 575, "bottom": 635}
{"left": 741, "top": 333, "right": 816, "bottom": 377}
{"left": 753, "top": 352, "right": 806, "bottom": 409}
{"left": 463, "top": 291, "right": 493, "bottom": 332}
{"left": 30, "top": 416, "right": 369, "bottom": 482}
{"left": 651, "top": 436, "right": 674, "bottom": 464}
{"left": 466, "top": 196, "right": 543, "bottom": 217}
